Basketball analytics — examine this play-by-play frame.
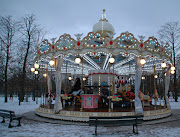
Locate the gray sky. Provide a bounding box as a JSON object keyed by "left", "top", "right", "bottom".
{"left": 1, "top": 0, "right": 180, "bottom": 41}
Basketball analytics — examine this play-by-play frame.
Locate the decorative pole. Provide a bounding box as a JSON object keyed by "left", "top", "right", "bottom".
{"left": 108, "top": 62, "right": 111, "bottom": 112}
{"left": 161, "top": 62, "right": 166, "bottom": 108}
{"left": 153, "top": 65, "right": 157, "bottom": 109}
{"left": 158, "top": 73, "right": 161, "bottom": 107}
{"left": 81, "top": 57, "right": 83, "bottom": 91}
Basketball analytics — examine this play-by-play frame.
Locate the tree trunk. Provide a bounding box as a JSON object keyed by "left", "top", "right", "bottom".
{"left": 20, "top": 36, "right": 31, "bottom": 105}
{"left": 4, "top": 44, "right": 9, "bottom": 103}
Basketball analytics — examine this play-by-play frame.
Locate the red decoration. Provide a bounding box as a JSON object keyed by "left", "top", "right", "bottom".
{"left": 122, "top": 80, "right": 124, "bottom": 84}
{"left": 140, "top": 43, "right": 143, "bottom": 48}
{"left": 110, "top": 41, "right": 113, "bottom": 45}
{"left": 44, "top": 51, "right": 45, "bottom": 54}
{"left": 119, "top": 80, "right": 121, "bottom": 84}
{"left": 64, "top": 47, "right": 66, "bottom": 50}
{"left": 77, "top": 42, "right": 80, "bottom": 46}
{"left": 94, "top": 45, "right": 96, "bottom": 48}
{"left": 52, "top": 45, "right": 54, "bottom": 49}
{"left": 126, "top": 53, "right": 128, "bottom": 55}
{"left": 161, "top": 48, "right": 163, "bottom": 52}
{"left": 38, "top": 51, "right": 39, "bottom": 54}
{"left": 126, "top": 46, "right": 128, "bottom": 48}
{"left": 94, "top": 52, "right": 96, "bottom": 55}
{"left": 153, "top": 49, "right": 154, "bottom": 52}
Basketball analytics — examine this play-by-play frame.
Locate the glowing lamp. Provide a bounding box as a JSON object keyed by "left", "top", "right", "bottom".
{"left": 83, "top": 78, "right": 86, "bottom": 81}
{"left": 109, "top": 57, "right": 115, "bottom": 63}
{"left": 43, "top": 73, "right": 47, "bottom": 77}
{"left": 154, "top": 75, "right": 158, "bottom": 79}
{"left": 75, "top": 57, "right": 81, "bottom": 63}
{"left": 141, "top": 76, "right": 145, "bottom": 80}
{"left": 140, "top": 58, "right": 146, "bottom": 65}
{"left": 171, "top": 66, "right": 175, "bottom": 71}
{"left": 171, "top": 70, "right": 175, "bottom": 74}
{"left": 161, "top": 62, "right": 166, "bottom": 68}
{"left": 34, "top": 70, "right": 38, "bottom": 75}
{"left": 49, "top": 60, "right": 55, "bottom": 66}
{"left": 68, "top": 76, "right": 72, "bottom": 80}
{"left": 31, "top": 68, "right": 35, "bottom": 72}
{"left": 34, "top": 63, "right": 39, "bottom": 69}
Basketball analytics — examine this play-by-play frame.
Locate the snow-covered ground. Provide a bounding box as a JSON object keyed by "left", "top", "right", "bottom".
{"left": 0, "top": 96, "right": 180, "bottom": 137}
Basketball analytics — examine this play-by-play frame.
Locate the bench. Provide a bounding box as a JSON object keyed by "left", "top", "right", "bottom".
{"left": 89, "top": 115, "right": 143, "bottom": 136}
{"left": 0, "top": 109, "right": 22, "bottom": 128}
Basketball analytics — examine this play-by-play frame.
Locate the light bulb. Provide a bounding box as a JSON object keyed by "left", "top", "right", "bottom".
{"left": 171, "top": 70, "right": 175, "bottom": 74}
{"left": 34, "top": 63, "right": 39, "bottom": 69}
{"left": 31, "top": 68, "right": 35, "bottom": 72}
{"left": 34, "top": 70, "right": 38, "bottom": 75}
{"left": 154, "top": 75, "right": 158, "bottom": 79}
{"left": 68, "top": 76, "right": 72, "bottom": 80}
{"left": 141, "top": 76, "right": 145, "bottom": 80}
{"left": 171, "top": 66, "right": 175, "bottom": 71}
{"left": 109, "top": 57, "right": 115, "bottom": 63}
{"left": 161, "top": 62, "right": 166, "bottom": 68}
{"left": 75, "top": 57, "right": 81, "bottom": 63}
{"left": 49, "top": 60, "right": 55, "bottom": 66}
{"left": 140, "top": 58, "right": 146, "bottom": 65}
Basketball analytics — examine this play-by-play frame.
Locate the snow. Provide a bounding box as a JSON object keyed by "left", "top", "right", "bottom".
{"left": 0, "top": 96, "right": 180, "bottom": 137}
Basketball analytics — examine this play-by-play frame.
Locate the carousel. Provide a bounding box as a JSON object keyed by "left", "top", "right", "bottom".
{"left": 33, "top": 9, "right": 175, "bottom": 122}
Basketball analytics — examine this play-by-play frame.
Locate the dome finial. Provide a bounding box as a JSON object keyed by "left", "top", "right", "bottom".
{"left": 102, "top": 9, "right": 106, "bottom": 20}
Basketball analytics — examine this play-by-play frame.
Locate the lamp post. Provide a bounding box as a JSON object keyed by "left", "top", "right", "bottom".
{"left": 141, "top": 76, "right": 145, "bottom": 93}
{"left": 154, "top": 74, "right": 158, "bottom": 108}
{"left": 108, "top": 56, "right": 115, "bottom": 112}
{"left": 75, "top": 56, "right": 83, "bottom": 111}
{"left": 49, "top": 59, "right": 54, "bottom": 101}
{"left": 31, "top": 67, "right": 36, "bottom": 101}
{"left": 43, "top": 73, "right": 47, "bottom": 106}
{"left": 34, "top": 62, "right": 40, "bottom": 104}
{"left": 35, "top": 70, "right": 39, "bottom": 104}
{"left": 161, "top": 62, "right": 166, "bottom": 108}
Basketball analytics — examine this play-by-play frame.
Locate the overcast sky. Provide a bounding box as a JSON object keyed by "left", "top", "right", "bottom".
{"left": 1, "top": 0, "right": 180, "bottom": 41}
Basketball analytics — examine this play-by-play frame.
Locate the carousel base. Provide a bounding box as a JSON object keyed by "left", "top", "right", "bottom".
{"left": 35, "top": 105, "right": 171, "bottom": 122}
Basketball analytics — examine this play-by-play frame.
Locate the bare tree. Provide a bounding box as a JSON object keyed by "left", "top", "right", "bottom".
{"left": 19, "top": 14, "right": 43, "bottom": 105}
{"left": 0, "top": 16, "right": 19, "bottom": 102}
{"left": 158, "top": 21, "right": 180, "bottom": 102}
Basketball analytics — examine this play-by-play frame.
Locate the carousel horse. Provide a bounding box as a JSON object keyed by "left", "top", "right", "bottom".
{"left": 153, "top": 89, "right": 159, "bottom": 105}
{"left": 154, "top": 89, "right": 159, "bottom": 100}
{"left": 139, "top": 91, "right": 152, "bottom": 107}
{"left": 68, "top": 77, "right": 83, "bottom": 105}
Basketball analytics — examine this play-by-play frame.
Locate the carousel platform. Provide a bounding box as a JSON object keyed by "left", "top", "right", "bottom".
{"left": 35, "top": 105, "right": 171, "bottom": 122}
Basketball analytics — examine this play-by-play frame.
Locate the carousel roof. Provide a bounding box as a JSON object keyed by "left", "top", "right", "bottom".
{"left": 93, "top": 9, "right": 115, "bottom": 36}
{"left": 34, "top": 10, "right": 173, "bottom": 76}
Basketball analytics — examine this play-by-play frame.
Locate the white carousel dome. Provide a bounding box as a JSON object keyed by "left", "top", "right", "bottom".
{"left": 92, "top": 9, "right": 115, "bottom": 37}
{"left": 93, "top": 20, "right": 115, "bottom": 34}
